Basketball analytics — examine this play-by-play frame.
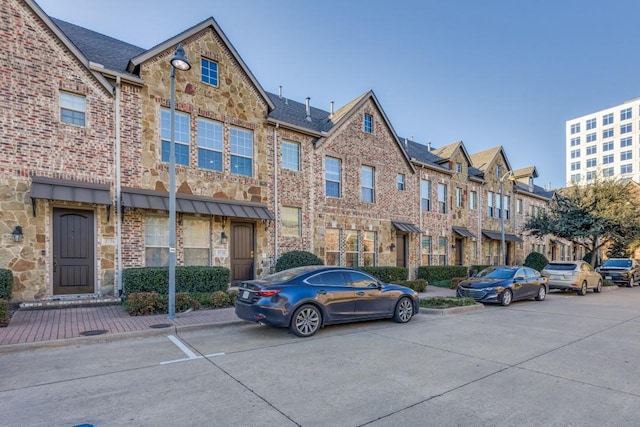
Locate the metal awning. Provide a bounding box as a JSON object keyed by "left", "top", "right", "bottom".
{"left": 392, "top": 221, "right": 422, "bottom": 234}
{"left": 30, "top": 176, "right": 112, "bottom": 217}
{"left": 121, "top": 188, "right": 274, "bottom": 220}
{"left": 481, "top": 229, "right": 523, "bottom": 242}
{"left": 452, "top": 226, "right": 476, "bottom": 239}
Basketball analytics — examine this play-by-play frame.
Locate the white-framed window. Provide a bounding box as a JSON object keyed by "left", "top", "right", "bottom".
{"left": 621, "top": 136, "right": 632, "bottom": 148}
{"left": 621, "top": 123, "right": 632, "bottom": 134}
{"left": 586, "top": 158, "right": 597, "bottom": 168}
{"left": 504, "top": 195, "right": 510, "bottom": 219}
{"left": 455, "top": 162, "right": 463, "bottom": 173}
{"left": 570, "top": 149, "right": 580, "bottom": 159}
{"left": 397, "top": 173, "right": 405, "bottom": 191}
{"left": 602, "top": 154, "right": 614, "bottom": 164}
{"left": 325, "top": 228, "right": 340, "bottom": 266}
{"left": 586, "top": 118, "right": 596, "bottom": 129}
{"left": 586, "top": 145, "right": 597, "bottom": 155}
{"left": 60, "top": 91, "right": 86, "bottom": 127}
{"left": 363, "top": 231, "right": 376, "bottom": 266}
{"left": 621, "top": 164, "right": 633, "bottom": 174}
{"left": 437, "top": 183, "right": 447, "bottom": 214}
{"left": 197, "top": 117, "right": 223, "bottom": 171}
{"left": 421, "top": 236, "right": 433, "bottom": 266}
{"left": 570, "top": 123, "right": 580, "bottom": 134}
{"left": 281, "top": 140, "right": 300, "bottom": 171}
{"left": 455, "top": 187, "right": 463, "bottom": 208}
{"left": 145, "top": 216, "right": 169, "bottom": 267}
{"left": 161, "top": 108, "right": 190, "bottom": 165}
{"left": 586, "top": 171, "right": 596, "bottom": 180}
{"left": 345, "top": 230, "right": 359, "bottom": 267}
{"left": 363, "top": 113, "right": 373, "bottom": 133}
{"left": 183, "top": 218, "right": 211, "bottom": 266}
{"left": 603, "top": 128, "right": 614, "bottom": 139}
{"left": 230, "top": 127, "right": 253, "bottom": 176}
{"left": 570, "top": 161, "right": 580, "bottom": 171}
{"left": 438, "top": 237, "right": 448, "bottom": 265}
{"left": 325, "top": 157, "right": 341, "bottom": 198}
{"left": 570, "top": 174, "right": 581, "bottom": 184}
{"left": 621, "top": 107, "right": 632, "bottom": 121}
{"left": 420, "top": 179, "right": 431, "bottom": 211}
{"left": 201, "top": 58, "right": 219, "bottom": 86}
{"left": 570, "top": 137, "right": 580, "bottom": 146}
{"left": 603, "top": 141, "right": 614, "bottom": 151}
{"left": 603, "top": 167, "right": 614, "bottom": 177}
{"left": 361, "top": 165, "right": 375, "bottom": 203}
{"left": 603, "top": 113, "right": 614, "bottom": 125}
{"left": 517, "top": 198, "right": 523, "bottom": 214}
{"left": 488, "top": 191, "right": 494, "bottom": 217}
{"left": 281, "top": 206, "right": 301, "bottom": 236}
{"left": 621, "top": 150, "right": 632, "bottom": 161}
{"left": 586, "top": 133, "right": 597, "bottom": 143}
{"left": 469, "top": 191, "right": 477, "bottom": 210}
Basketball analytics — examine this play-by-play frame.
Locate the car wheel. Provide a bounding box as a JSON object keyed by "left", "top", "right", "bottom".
{"left": 535, "top": 285, "right": 546, "bottom": 301}
{"left": 578, "top": 281, "right": 588, "bottom": 296}
{"left": 393, "top": 297, "right": 414, "bottom": 323}
{"left": 594, "top": 280, "right": 602, "bottom": 293}
{"left": 500, "top": 289, "right": 513, "bottom": 306}
{"left": 627, "top": 278, "right": 633, "bottom": 288}
{"left": 289, "top": 304, "right": 321, "bottom": 337}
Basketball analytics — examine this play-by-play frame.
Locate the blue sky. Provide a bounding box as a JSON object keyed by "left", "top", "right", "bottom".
{"left": 35, "top": 0, "right": 640, "bottom": 189}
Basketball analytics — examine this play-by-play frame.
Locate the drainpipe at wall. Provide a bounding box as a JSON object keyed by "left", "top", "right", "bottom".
{"left": 478, "top": 188, "right": 483, "bottom": 263}
{"left": 115, "top": 76, "right": 123, "bottom": 296}
{"left": 273, "top": 123, "right": 279, "bottom": 266}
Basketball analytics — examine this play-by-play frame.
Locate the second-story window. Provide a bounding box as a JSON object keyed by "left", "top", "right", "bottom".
{"left": 470, "top": 190, "right": 477, "bottom": 210}
{"left": 397, "top": 173, "right": 405, "bottom": 190}
{"left": 488, "top": 191, "right": 494, "bottom": 217}
{"left": 60, "top": 91, "right": 86, "bottom": 127}
{"left": 438, "top": 183, "right": 447, "bottom": 214}
{"left": 161, "top": 109, "right": 190, "bottom": 165}
{"left": 361, "top": 166, "right": 375, "bottom": 203}
{"left": 363, "top": 113, "right": 373, "bottom": 133}
{"left": 197, "top": 117, "right": 223, "bottom": 171}
{"left": 230, "top": 127, "right": 253, "bottom": 176}
{"left": 420, "top": 179, "right": 431, "bottom": 211}
{"left": 455, "top": 187, "right": 463, "bottom": 208}
{"left": 325, "top": 157, "right": 341, "bottom": 197}
{"left": 504, "top": 195, "right": 510, "bottom": 219}
{"left": 282, "top": 141, "right": 300, "bottom": 171}
{"left": 201, "top": 58, "right": 218, "bottom": 86}
{"left": 517, "top": 198, "right": 523, "bottom": 214}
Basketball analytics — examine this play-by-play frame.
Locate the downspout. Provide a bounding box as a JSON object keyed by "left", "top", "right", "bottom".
{"left": 273, "top": 123, "right": 279, "bottom": 266}
{"left": 478, "top": 187, "right": 482, "bottom": 264}
{"left": 115, "top": 76, "right": 123, "bottom": 296}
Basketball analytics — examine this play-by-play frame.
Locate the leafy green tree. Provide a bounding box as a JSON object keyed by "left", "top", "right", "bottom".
{"left": 523, "top": 178, "right": 640, "bottom": 266}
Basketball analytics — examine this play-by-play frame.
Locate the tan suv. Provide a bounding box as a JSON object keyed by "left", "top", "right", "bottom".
{"left": 541, "top": 261, "right": 603, "bottom": 295}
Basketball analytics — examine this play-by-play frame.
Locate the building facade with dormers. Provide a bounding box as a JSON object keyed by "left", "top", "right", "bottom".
{"left": 2, "top": 0, "right": 559, "bottom": 302}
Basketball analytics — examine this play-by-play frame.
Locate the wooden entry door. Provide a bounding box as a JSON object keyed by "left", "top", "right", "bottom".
{"left": 395, "top": 235, "right": 406, "bottom": 267}
{"left": 455, "top": 238, "right": 464, "bottom": 265}
{"left": 53, "top": 208, "right": 95, "bottom": 295}
{"left": 230, "top": 222, "right": 255, "bottom": 285}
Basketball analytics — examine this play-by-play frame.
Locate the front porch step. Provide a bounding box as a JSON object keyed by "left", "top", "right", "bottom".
{"left": 19, "top": 295, "right": 122, "bottom": 310}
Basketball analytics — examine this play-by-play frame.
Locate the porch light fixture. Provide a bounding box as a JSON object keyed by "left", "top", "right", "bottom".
{"left": 12, "top": 225, "right": 23, "bottom": 242}
{"left": 168, "top": 43, "right": 191, "bottom": 320}
{"left": 220, "top": 231, "right": 228, "bottom": 244}
{"left": 390, "top": 243, "right": 396, "bottom": 252}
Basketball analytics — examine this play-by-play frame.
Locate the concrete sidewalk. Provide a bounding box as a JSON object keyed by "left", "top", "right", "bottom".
{"left": 0, "top": 286, "right": 456, "bottom": 353}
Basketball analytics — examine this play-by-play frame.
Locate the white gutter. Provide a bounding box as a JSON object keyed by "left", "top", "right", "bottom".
{"left": 115, "top": 76, "right": 123, "bottom": 296}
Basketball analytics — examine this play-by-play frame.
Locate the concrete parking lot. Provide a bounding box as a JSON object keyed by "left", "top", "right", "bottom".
{"left": 2, "top": 287, "right": 640, "bottom": 426}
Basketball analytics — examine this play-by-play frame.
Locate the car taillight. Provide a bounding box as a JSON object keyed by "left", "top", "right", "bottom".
{"left": 256, "top": 289, "right": 281, "bottom": 297}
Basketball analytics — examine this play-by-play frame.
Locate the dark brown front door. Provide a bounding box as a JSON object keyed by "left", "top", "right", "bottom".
{"left": 53, "top": 208, "right": 95, "bottom": 295}
{"left": 455, "top": 238, "right": 464, "bottom": 265}
{"left": 230, "top": 222, "right": 255, "bottom": 285}
{"left": 396, "top": 235, "right": 406, "bottom": 267}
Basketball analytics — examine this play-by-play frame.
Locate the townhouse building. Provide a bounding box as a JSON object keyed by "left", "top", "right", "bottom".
{"left": 1, "top": 0, "right": 555, "bottom": 303}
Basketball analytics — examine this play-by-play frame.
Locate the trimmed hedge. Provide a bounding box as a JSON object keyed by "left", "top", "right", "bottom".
{"left": 275, "top": 250, "right": 324, "bottom": 272}
{"left": 396, "top": 279, "right": 428, "bottom": 292}
{"left": 524, "top": 252, "right": 549, "bottom": 272}
{"left": 357, "top": 266, "right": 408, "bottom": 283}
{"left": 123, "top": 289, "right": 237, "bottom": 316}
{"left": 417, "top": 266, "right": 468, "bottom": 283}
{"left": 123, "top": 266, "right": 230, "bottom": 294}
{"left": 0, "top": 269, "right": 12, "bottom": 300}
{"left": 0, "top": 299, "right": 9, "bottom": 327}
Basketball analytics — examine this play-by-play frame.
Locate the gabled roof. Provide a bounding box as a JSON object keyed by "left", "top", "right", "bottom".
{"left": 470, "top": 146, "right": 512, "bottom": 174}
{"left": 432, "top": 140, "right": 473, "bottom": 167}
{"left": 403, "top": 139, "right": 452, "bottom": 174}
{"left": 513, "top": 166, "right": 539, "bottom": 179}
{"left": 51, "top": 18, "right": 145, "bottom": 77}
{"left": 127, "top": 17, "right": 274, "bottom": 111}
{"left": 22, "top": 0, "right": 113, "bottom": 93}
{"left": 514, "top": 181, "right": 554, "bottom": 201}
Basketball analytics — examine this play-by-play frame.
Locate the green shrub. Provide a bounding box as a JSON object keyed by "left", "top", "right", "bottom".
{"left": 420, "top": 297, "right": 476, "bottom": 308}
{"left": 450, "top": 277, "right": 466, "bottom": 290}
{"left": 176, "top": 292, "right": 201, "bottom": 312}
{"left": 396, "top": 279, "right": 427, "bottom": 292}
{"left": 0, "top": 269, "right": 12, "bottom": 300}
{"left": 523, "top": 252, "right": 549, "bottom": 272}
{"left": 603, "top": 279, "right": 615, "bottom": 286}
{"left": 227, "top": 289, "right": 238, "bottom": 306}
{"left": 275, "top": 250, "right": 323, "bottom": 272}
{"left": 358, "top": 266, "right": 407, "bottom": 283}
{"left": 0, "top": 299, "right": 9, "bottom": 327}
{"left": 210, "top": 290, "right": 231, "bottom": 308}
{"left": 125, "top": 292, "right": 165, "bottom": 316}
{"left": 417, "top": 266, "right": 468, "bottom": 283}
{"left": 123, "top": 266, "right": 230, "bottom": 294}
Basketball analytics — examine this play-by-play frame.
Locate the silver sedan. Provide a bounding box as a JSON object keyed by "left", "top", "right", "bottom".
{"left": 541, "top": 261, "right": 603, "bottom": 295}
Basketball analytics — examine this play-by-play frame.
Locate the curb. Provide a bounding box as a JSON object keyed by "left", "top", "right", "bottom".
{"left": 420, "top": 303, "right": 484, "bottom": 315}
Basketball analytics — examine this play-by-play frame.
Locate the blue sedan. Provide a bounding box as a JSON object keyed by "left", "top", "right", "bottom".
{"left": 235, "top": 265, "right": 420, "bottom": 337}
{"left": 456, "top": 266, "right": 547, "bottom": 306}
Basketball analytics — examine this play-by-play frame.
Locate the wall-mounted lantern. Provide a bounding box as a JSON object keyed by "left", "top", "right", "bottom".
{"left": 390, "top": 243, "right": 396, "bottom": 252}
{"left": 12, "top": 225, "right": 23, "bottom": 242}
{"left": 220, "top": 231, "right": 228, "bottom": 244}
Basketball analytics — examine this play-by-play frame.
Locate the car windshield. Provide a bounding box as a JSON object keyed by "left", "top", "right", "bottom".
{"left": 602, "top": 259, "right": 632, "bottom": 268}
{"left": 544, "top": 263, "right": 577, "bottom": 271}
{"left": 479, "top": 268, "right": 516, "bottom": 279}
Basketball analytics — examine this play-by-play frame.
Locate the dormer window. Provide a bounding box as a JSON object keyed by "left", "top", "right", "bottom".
{"left": 363, "top": 113, "right": 373, "bottom": 133}
{"left": 201, "top": 58, "right": 218, "bottom": 86}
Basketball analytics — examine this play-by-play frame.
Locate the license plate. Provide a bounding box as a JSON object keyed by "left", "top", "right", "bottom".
{"left": 605, "top": 276, "right": 612, "bottom": 280}
{"left": 242, "top": 290, "right": 250, "bottom": 299}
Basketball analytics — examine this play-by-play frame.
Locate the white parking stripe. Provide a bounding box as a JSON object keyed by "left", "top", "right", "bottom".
{"left": 167, "top": 335, "right": 199, "bottom": 359}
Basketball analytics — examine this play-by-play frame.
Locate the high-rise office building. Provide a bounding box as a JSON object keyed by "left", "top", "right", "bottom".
{"left": 566, "top": 98, "right": 640, "bottom": 185}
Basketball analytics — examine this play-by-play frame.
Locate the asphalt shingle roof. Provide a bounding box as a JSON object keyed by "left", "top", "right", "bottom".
{"left": 266, "top": 92, "right": 333, "bottom": 133}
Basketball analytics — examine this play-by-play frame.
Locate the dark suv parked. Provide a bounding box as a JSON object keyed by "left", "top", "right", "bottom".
{"left": 596, "top": 259, "right": 640, "bottom": 287}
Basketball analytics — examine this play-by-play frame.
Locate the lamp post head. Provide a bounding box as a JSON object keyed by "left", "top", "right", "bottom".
{"left": 170, "top": 43, "right": 191, "bottom": 71}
